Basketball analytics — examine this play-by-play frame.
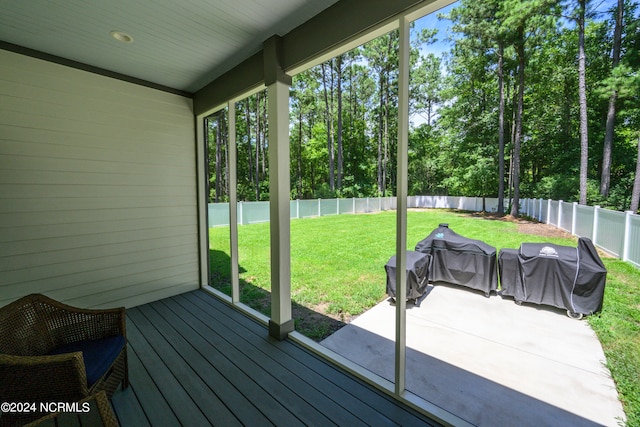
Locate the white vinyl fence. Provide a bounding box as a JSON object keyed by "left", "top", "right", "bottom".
{"left": 208, "top": 196, "right": 500, "bottom": 227}
{"left": 521, "top": 198, "right": 640, "bottom": 268}
{"left": 208, "top": 196, "right": 639, "bottom": 268}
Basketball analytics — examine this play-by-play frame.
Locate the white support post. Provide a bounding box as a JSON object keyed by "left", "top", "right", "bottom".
{"left": 337, "top": 198, "right": 339, "bottom": 215}
{"left": 593, "top": 205, "right": 601, "bottom": 246}
{"left": 547, "top": 199, "right": 552, "bottom": 225}
{"left": 571, "top": 202, "right": 577, "bottom": 236}
{"left": 296, "top": 199, "right": 300, "bottom": 219}
{"left": 318, "top": 198, "right": 321, "bottom": 217}
{"left": 238, "top": 201, "right": 243, "bottom": 225}
{"left": 267, "top": 79, "right": 293, "bottom": 339}
{"left": 353, "top": 197, "right": 356, "bottom": 214}
{"left": 264, "top": 35, "right": 294, "bottom": 340}
{"left": 623, "top": 211, "right": 632, "bottom": 262}
{"left": 228, "top": 101, "right": 240, "bottom": 303}
{"left": 394, "top": 14, "right": 410, "bottom": 397}
{"left": 196, "top": 115, "right": 210, "bottom": 287}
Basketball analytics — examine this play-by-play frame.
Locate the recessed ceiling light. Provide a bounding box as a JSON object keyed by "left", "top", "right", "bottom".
{"left": 110, "top": 31, "right": 134, "bottom": 43}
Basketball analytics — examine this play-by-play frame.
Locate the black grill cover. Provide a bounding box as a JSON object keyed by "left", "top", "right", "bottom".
{"left": 385, "top": 251, "right": 430, "bottom": 300}
{"left": 499, "top": 238, "right": 606, "bottom": 315}
{"left": 414, "top": 224, "right": 498, "bottom": 295}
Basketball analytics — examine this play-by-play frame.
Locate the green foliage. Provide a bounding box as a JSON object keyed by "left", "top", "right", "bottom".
{"left": 587, "top": 259, "right": 640, "bottom": 427}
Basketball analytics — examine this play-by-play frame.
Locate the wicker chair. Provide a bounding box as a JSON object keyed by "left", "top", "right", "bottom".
{"left": 0, "top": 294, "right": 128, "bottom": 426}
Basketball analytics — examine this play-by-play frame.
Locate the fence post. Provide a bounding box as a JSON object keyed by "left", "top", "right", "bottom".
{"left": 239, "top": 201, "right": 244, "bottom": 225}
{"left": 571, "top": 202, "right": 577, "bottom": 236}
{"left": 296, "top": 199, "right": 299, "bottom": 219}
{"left": 558, "top": 200, "right": 563, "bottom": 229}
{"left": 337, "top": 198, "right": 340, "bottom": 215}
{"left": 379, "top": 196, "right": 382, "bottom": 212}
{"left": 539, "top": 198, "right": 543, "bottom": 221}
{"left": 366, "top": 197, "right": 369, "bottom": 212}
{"left": 593, "top": 205, "right": 600, "bottom": 246}
{"left": 353, "top": 197, "right": 355, "bottom": 214}
{"left": 546, "top": 199, "right": 551, "bottom": 224}
{"left": 318, "top": 198, "right": 321, "bottom": 217}
{"left": 623, "top": 211, "right": 633, "bottom": 262}
{"left": 529, "top": 198, "right": 533, "bottom": 217}
{"left": 530, "top": 198, "right": 535, "bottom": 218}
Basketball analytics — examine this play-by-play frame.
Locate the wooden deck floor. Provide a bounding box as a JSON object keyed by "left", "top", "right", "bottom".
{"left": 110, "top": 290, "right": 441, "bottom": 426}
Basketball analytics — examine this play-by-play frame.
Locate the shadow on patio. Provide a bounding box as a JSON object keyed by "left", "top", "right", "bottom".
{"left": 321, "top": 284, "right": 626, "bottom": 426}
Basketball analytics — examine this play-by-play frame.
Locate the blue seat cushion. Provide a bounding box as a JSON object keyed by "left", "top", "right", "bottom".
{"left": 48, "top": 335, "right": 125, "bottom": 387}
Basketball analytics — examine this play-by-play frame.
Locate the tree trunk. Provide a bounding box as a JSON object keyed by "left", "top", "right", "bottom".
{"left": 498, "top": 41, "right": 506, "bottom": 215}
{"left": 244, "top": 100, "right": 254, "bottom": 197}
{"left": 600, "top": 0, "right": 624, "bottom": 197}
{"left": 510, "top": 33, "right": 525, "bottom": 218}
{"left": 221, "top": 113, "right": 228, "bottom": 200}
{"left": 297, "top": 109, "right": 303, "bottom": 199}
{"left": 382, "top": 76, "right": 389, "bottom": 196}
{"left": 630, "top": 133, "right": 640, "bottom": 213}
{"left": 377, "top": 72, "right": 384, "bottom": 194}
{"left": 336, "top": 55, "right": 344, "bottom": 190}
{"left": 578, "top": 0, "right": 589, "bottom": 205}
{"left": 321, "top": 62, "right": 335, "bottom": 192}
{"left": 260, "top": 95, "right": 267, "bottom": 176}
{"left": 215, "top": 115, "right": 223, "bottom": 203}
{"left": 255, "top": 92, "right": 261, "bottom": 200}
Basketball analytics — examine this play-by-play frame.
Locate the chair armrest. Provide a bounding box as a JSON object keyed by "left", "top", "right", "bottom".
{"left": 0, "top": 352, "right": 90, "bottom": 402}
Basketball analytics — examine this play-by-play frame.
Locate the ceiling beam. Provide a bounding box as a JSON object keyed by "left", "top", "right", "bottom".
{"left": 194, "top": 0, "right": 437, "bottom": 116}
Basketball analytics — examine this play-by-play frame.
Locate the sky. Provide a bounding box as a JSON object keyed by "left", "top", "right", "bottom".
{"left": 410, "top": 0, "right": 633, "bottom": 59}
{"left": 412, "top": 2, "right": 458, "bottom": 58}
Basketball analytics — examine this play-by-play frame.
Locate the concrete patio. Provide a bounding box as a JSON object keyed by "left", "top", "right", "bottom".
{"left": 321, "top": 284, "right": 626, "bottom": 426}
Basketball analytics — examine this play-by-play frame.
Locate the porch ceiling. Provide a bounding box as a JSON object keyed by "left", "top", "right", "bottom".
{"left": 0, "top": 0, "right": 338, "bottom": 93}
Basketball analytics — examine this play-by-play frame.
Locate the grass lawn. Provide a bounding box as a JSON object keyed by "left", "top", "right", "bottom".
{"left": 209, "top": 209, "right": 639, "bottom": 425}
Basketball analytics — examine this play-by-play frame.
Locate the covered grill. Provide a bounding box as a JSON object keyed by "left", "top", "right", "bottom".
{"left": 499, "top": 237, "right": 606, "bottom": 317}
{"left": 385, "top": 251, "right": 430, "bottom": 304}
{"left": 414, "top": 224, "right": 498, "bottom": 296}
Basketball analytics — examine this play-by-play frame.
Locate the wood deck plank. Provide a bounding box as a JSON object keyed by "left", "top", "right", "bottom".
{"left": 115, "top": 344, "right": 177, "bottom": 426}
{"left": 151, "top": 298, "right": 314, "bottom": 426}
{"left": 184, "top": 291, "right": 400, "bottom": 426}
{"left": 167, "top": 295, "right": 340, "bottom": 427}
{"left": 125, "top": 318, "right": 214, "bottom": 426}
{"left": 109, "top": 386, "right": 151, "bottom": 427}
{"left": 111, "top": 290, "right": 441, "bottom": 427}
{"left": 276, "top": 338, "right": 437, "bottom": 426}
{"left": 189, "top": 291, "right": 437, "bottom": 426}
{"left": 127, "top": 308, "right": 242, "bottom": 427}
{"left": 139, "top": 301, "right": 280, "bottom": 426}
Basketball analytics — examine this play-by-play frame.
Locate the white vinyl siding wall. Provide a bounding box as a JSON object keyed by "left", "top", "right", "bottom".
{"left": 0, "top": 49, "right": 199, "bottom": 309}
